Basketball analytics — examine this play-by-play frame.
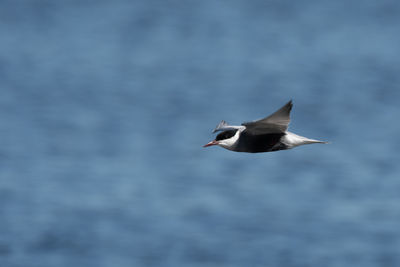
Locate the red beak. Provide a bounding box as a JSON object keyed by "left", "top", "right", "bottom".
{"left": 203, "top": 140, "right": 219, "bottom": 147}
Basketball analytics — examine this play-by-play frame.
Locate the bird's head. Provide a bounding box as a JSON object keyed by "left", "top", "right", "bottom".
{"left": 203, "top": 129, "right": 240, "bottom": 150}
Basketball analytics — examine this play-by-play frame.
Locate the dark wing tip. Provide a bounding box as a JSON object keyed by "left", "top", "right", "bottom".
{"left": 275, "top": 99, "right": 293, "bottom": 116}
{"left": 280, "top": 100, "right": 293, "bottom": 116}
{"left": 287, "top": 99, "right": 293, "bottom": 111}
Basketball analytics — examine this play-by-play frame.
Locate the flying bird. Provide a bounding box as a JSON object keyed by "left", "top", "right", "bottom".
{"left": 203, "top": 100, "right": 327, "bottom": 153}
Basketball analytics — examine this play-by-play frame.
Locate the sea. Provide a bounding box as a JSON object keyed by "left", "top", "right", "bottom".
{"left": 1, "top": 0, "right": 400, "bottom": 266}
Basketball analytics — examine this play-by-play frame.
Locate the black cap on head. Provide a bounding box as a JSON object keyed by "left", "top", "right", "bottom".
{"left": 215, "top": 129, "right": 238, "bottom": 141}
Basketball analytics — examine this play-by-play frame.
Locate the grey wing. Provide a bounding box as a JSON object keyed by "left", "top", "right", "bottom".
{"left": 242, "top": 100, "right": 293, "bottom": 134}
{"left": 212, "top": 120, "right": 245, "bottom": 133}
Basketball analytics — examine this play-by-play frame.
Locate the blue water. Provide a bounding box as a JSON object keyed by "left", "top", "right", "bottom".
{"left": 1, "top": 1, "right": 400, "bottom": 266}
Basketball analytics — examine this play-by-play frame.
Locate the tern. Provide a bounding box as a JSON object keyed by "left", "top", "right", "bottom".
{"left": 203, "top": 100, "right": 327, "bottom": 153}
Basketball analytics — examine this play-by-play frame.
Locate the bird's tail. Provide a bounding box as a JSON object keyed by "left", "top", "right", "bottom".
{"left": 283, "top": 132, "right": 328, "bottom": 148}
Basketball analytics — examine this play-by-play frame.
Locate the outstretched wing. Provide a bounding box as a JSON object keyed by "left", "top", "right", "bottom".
{"left": 242, "top": 100, "right": 293, "bottom": 134}
{"left": 212, "top": 120, "right": 245, "bottom": 133}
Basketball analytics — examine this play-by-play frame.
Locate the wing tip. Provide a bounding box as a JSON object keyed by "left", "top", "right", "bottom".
{"left": 287, "top": 99, "right": 293, "bottom": 111}
{"left": 212, "top": 120, "right": 228, "bottom": 133}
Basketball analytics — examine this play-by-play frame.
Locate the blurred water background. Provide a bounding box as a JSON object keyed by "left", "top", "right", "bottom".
{"left": 1, "top": 0, "right": 400, "bottom": 266}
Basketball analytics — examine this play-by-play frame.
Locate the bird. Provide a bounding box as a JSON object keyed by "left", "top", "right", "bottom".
{"left": 203, "top": 100, "right": 327, "bottom": 153}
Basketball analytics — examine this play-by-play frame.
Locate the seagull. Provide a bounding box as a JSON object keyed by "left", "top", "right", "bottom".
{"left": 203, "top": 100, "right": 327, "bottom": 153}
